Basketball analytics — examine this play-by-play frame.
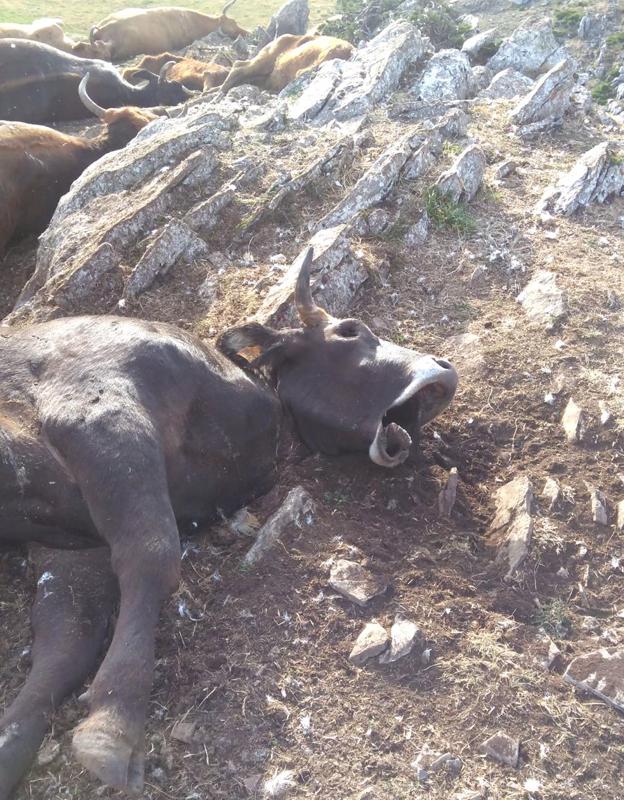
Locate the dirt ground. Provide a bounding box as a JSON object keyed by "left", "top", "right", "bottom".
{"left": 2, "top": 6, "right": 624, "bottom": 800}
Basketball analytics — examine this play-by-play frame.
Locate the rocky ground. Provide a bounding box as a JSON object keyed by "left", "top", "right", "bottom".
{"left": 1, "top": 0, "right": 624, "bottom": 798}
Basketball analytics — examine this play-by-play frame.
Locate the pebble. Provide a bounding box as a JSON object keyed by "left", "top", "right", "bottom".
{"left": 561, "top": 398, "right": 585, "bottom": 443}
{"left": 329, "top": 559, "right": 388, "bottom": 607}
{"left": 379, "top": 617, "right": 423, "bottom": 664}
{"left": 349, "top": 622, "right": 389, "bottom": 665}
{"left": 481, "top": 731, "right": 520, "bottom": 767}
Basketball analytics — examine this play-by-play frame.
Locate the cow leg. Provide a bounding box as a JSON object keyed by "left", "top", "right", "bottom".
{"left": 219, "top": 58, "right": 274, "bottom": 93}
{"left": 0, "top": 546, "right": 117, "bottom": 800}
{"left": 47, "top": 420, "right": 181, "bottom": 792}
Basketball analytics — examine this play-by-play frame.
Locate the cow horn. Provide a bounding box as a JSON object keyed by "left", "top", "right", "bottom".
{"left": 221, "top": 0, "right": 237, "bottom": 15}
{"left": 78, "top": 74, "right": 107, "bottom": 119}
{"left": 89, "top": 25, "right": 98, "bottom": 44}
{"left": 158, "top": 61, "right": 176, "bottom": 83}
{"left": 295, "top": 247, "right": 332, "bottom": 328}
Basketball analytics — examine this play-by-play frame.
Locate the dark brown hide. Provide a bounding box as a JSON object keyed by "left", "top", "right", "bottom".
{"left": 0, "top": 253, "right": 456, "bottom": 794}
{"left": 0, "top": 106, "right": 156, "bottom": 259}
{"left": 217, "top": 33, "right": 355, "bottom": 95}
{"left": 0, "top": 39, "right": 186, "bottom": 124}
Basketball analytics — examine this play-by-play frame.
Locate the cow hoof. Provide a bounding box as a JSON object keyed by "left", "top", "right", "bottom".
{"left": 72, "top": 713, "right": 144, "bottom": 793}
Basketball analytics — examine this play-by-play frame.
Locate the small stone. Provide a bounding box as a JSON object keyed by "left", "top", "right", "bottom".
{"left": 243, "top": 487, "right": 314, "bottom": 566}
{"left": 462, "top": 28, "right": 497, "bottom": 64}
{"left": 329, "top": 559, "right": 388, "bottom": 607}
{"left": 488, "top": 476, "right": 534, "bottom": 577}
{"left": 404, "top": 212, "right": 429, "bottom": 247}
{"left": 534, "top": 631, "right": 562, "bottom": 671}
{"left": 435, "top": 145, "right": 486, "bottom": 203}
{"left": 493, "top": 159, "right": 518, "bottom": 179}
{"left": 379, "top": 617, "right": 423, "bottom": 663}
{"left": 587, "top": 486, "right": 608, "bottom": 526}
{"left": 541, "top": 476, "right": 562, "bottom": 511}
{"left": 438, "top": 467, "right": 459, "bottom": 517}
{"left": 599, "top": 401, "right": 611, "bottom": 426}
{"left": 37, "top": 739, "right": 61, "bottom": 766}
{"left": 349, "top": 622, "right": 389, "bottom": 665}
{"left": 171, "top": 720, "right": 198, "bottom": 744}
{"left": 481, "top": 731, "right": 520, "bottom": 767}
{"left": 564, "top": 648, "right": 624, "bottom": 712}
{"left": 367, "top": 208, "right": 392, "bottom": 235}
{"left": 516, "top": 271, "right": 566, "bottom": 328}
{"left": 561, "top": 398, "right": 585, "bottom": 443}
{"left": 412, "top": 747, "right": 462, "bottom": 781}
{"left": 616, "top": 500, "right": 624, "bottom": 532}
{"left": 415, "top": 48, "right": 476, "bottom": 101}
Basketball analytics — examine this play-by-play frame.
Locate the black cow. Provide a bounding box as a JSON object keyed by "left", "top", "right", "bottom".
{"left": 0, "top": 248, "right": 457, "bottom": 795}
{"left": 0, "top": 39, "right": 191, "bottom": 123}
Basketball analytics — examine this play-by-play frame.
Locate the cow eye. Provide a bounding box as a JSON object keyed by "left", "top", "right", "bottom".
{"left": 335, "top": 320, "right": 360, "bottom": 339}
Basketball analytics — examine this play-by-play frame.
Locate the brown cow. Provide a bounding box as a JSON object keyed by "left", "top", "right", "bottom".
{"left": 72, "top": 0, "right": 249, "bottom": 62}
{"left": 216, "top": 33, "right": 355, "bottom": 94}
{"left": 0, "top": 18, "right": 77, "bottom": 52}
{"left": 0, "top": 248, "right": 458, "bottom": 795}
{"left": 124, "top": 52, "right": 229, "bottom": 91}
{"left": 0, "top": 76, "right": 157, "bottom": 259}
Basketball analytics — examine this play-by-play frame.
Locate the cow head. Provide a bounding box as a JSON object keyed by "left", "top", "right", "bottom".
{"left": 79, "top": 74, "right": 158, "bottom": 142}
{"left": 155, "top": 62, "right": 196, "bottom": 105}
{"left": 219, "top": 0, "right": 250, "bottom": 38}
{"left": 218, "top": 249, "right": 458, "bottom": 467}
{"left": 72, "top": 37, "right": 112, "bottom": 60}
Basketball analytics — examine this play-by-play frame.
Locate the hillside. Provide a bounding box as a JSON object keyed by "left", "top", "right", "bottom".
{"left": 1, "top": 0, "right": 624, "bottom": 798}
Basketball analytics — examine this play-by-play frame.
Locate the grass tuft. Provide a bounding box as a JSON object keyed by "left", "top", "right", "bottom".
{"left": 423, "top": 187, "right": 475, "bottom": 235}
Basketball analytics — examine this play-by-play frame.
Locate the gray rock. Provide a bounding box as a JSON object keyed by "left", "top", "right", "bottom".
{"left": 481, "top": 731, "right": 519, "bottom": 767}
{"left": 516, "top": 270, "right": 567, "bottom": 328}
{"left": 412, "top": 747, "right": 462, "bottom": 782}
{"left": 578, "top": 14, "right": 608, "bottom": 41}
{"left": 287, "top": 21, "right": 426, "bottom": 123}
{"left": 438, "top": 467, "right": 459, "bottom": 517}
{"left": 171, "top": 720, "right": 198, "bottom": 744}
{"left": 533, "top": 631, "right": 562, "bottom": 671}
{"left": 472, "top": 65, "right": 493, "bottom": 91}
{"left": 266, "top": 0, "right": 309, "bottom": 38}
{"left": 561, "top": 398, "right": 585, "bottom": 443}
{"left": 479, "top": 68, "right": 534, "bottom": 100}
{"left": 125, "top": 219, "right": 209, "bottom": 299}
{"left": 541, "top": 477, "right": 562, "bottom": 511}
{"left": 587, "top": 486, "right": 608, "bottom": 526}
{"left": 564, "top": 648, "right": 624, "bottom": 712}
{"left": 487, "top": 22, "right": 568, "bottom": 77}
{"left": 404, "top": 212, "right": 429, "bottom": 247}
{"left": 616, "top": 499, "right": 624, "bottom": 531}
{"left": 462, "top": 28, "right": 498, "bottom": 64}
{"left": 37, "top": 739, "right": 61, "bottom": 766}
{"left": 536, "top": 142, "right": 624, "bottom": 216}
{"left": 243, "top": 487, "right": 315, "bottom": 566}
{"left": 414, "top": 49, "right": 477, "bottom": 102}
{"left": 510, "top": 59, "right": 575, "bottom": 134}
{"left": 488, "top": 476, "right": 534, "bottom": 578}
{"left": 349, "top": 622, "right": 389, "bottom": 665}
{"left": 493, "top": 158, "right": 518, "bottom": 179}
{"left": 316, "top": 130, "right": 422, "bottom": 230}
{"left": 329, "top": 559, "right": 388, "bottom": 606}
{"left": 379, "top": 617, "right": 423, "bottom": 663}
{"left": 184, "top": 186, "right": 235, "bottom": 234}
{"left": 366, "top": 208, "right": 392, "bottom": 234}
{"left": 435, "top": 145, "right": 486, "bottom": 203}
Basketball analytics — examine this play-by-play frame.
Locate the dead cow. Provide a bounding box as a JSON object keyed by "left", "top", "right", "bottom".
{"left": 0, "top": 249, "right": 458, "bottom": 795}
{"left": 0, "top": 39, "right": 190, "bottom": 124}
{"left": 217, "top": 32, "right": 355, "bottom": 94}
{"left": 0, "top": 75, "right": 157, "bottom": 259}
{"left": 73, "top": 0, "right": 249, "bottom": 62}
{"left": 124, "top": 51, "right": 229, "bottom": 91}
{"left": 0, "top": 18, "right": 77, "bottom": 52}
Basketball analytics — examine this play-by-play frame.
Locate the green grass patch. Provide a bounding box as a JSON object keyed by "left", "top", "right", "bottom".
{"left": 423, "top": 187, "right": 475, "bottom": 235}
{"left": 591, "top": 79, "right": 615, "bottom": 105}
{"left": 606, "top": 30, "right": 624, "bottom": 47}
{"left": 533, "top": 599, "right": 572, "bottom": 638}
{"left": 552, "top": 5, "right": 584, "bottom": 39}
{"left": 408, "top": 2, "right": 472, "bottom": 49}
{"left": 0, "top": 0, "right": 337, "bottom": 37}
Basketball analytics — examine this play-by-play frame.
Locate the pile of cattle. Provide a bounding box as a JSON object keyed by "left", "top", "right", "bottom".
{"left": 0, "top": 1, "right": 354, "bottom": 260}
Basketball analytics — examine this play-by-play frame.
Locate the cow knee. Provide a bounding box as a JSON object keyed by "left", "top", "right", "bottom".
{"left": 113, "top": 536, "right": 180, "bottom": 597}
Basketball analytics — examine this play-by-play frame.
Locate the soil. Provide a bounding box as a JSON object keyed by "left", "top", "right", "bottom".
{"left": 2, "top": 6, "right": 624, "bottom": 800}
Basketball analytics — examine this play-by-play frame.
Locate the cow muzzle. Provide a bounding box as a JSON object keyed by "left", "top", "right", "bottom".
{"left": 369, "top": 356, "right": 458, "bottom": 468}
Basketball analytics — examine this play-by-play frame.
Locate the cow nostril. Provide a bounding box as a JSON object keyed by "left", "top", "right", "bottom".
{"left": 434, "top": 358, "right": 452, "bottom": 370}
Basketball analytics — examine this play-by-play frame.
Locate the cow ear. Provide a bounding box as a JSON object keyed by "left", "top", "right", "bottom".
{"left": 217, "top": 322, "right": 296, "bottom": 370}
